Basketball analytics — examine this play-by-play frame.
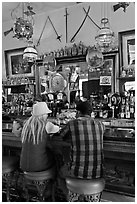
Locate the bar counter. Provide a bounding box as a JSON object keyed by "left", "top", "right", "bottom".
{"left": 2, "top": 120, "right": 135, "bottom": 197}
{"left": 2, "top": 115, "right": 135, "bottom": 196}
{"left": 2, "top": 131, "right": 135, "bottom": 156}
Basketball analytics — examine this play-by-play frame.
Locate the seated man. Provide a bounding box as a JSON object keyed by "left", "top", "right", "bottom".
{"left": 58, "top": 101, "right": 105, "bottom": 196}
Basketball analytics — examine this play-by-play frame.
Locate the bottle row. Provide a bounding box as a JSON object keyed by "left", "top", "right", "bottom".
{"left": 89, "top": 90, "right": 135, "bottom": 119}
{"left": 2, "top": 77, "right": 34, "bottom": 86}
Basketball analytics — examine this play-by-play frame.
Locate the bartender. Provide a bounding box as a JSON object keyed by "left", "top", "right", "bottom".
{"left": 58, "top": 92, "right": 69, "bottom": 110}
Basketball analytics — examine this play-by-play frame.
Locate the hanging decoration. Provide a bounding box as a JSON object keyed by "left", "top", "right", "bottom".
{"left": 83, "top": 7, "right": 101, "bottom": 30}
{"left": 36, "top": 17, "right": 49, "bottom": 46}
{"left": 64, "top": 8, "right": 69, "bottom": 43}
{"left": 95, "top": 17, "right": 115, "bottom": 52}
{"left": 70, "top": 6, "right": 90, "bottom": 43}
{"left": 94, "top": 2, "right": 115, "bottom": 52}
{"left": 47, "top": 16, "right": 62, "bottom": 42}
{"left": 86, "top": 46, "right": 104, "bottom": 70}
{"left": 36, "top": 15, "right": 62, "bottom": 47}
{"left": 113, "top": 2, "right": 130, "bottom": 12}
{"left": 23, "top": 41, "right": 38, "bottom": 63}
{"left": 4, "top": 2, "right": 36, "bottom": 40}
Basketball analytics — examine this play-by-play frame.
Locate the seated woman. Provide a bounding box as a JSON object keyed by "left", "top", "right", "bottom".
{"left": 20, "top": 102, "right": 59, "bottom": 172}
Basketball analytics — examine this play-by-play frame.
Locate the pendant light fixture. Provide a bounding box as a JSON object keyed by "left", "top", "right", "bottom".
{"left": 86, "top": 46, "right": 104, "bottom": 69}
{"left": 4, "top": 2, "right": 36, "bottom": 40}
{"left": 95, "top": 3, "right": 115, "bottom": 52}
{"left": 23, "top": 41, "right": 38, "bottom": 63}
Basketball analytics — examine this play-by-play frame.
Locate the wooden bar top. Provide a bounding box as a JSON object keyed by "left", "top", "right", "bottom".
{"left": 2, "top": 131, "right": 135, "bottom": 155}
{"left": 2, "top": 131, "right": 70, "bottom": 148}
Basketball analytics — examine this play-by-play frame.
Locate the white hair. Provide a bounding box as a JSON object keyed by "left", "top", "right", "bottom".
{"left": 21, "top": 115, "right": 48, "bottom": 144}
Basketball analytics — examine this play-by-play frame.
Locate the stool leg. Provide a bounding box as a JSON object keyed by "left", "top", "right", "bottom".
{"left": 3, "top": 172, "right": 12, "bottom": 202}
{"left": 67, "top": 190, "right": 79, "bottom": 202}
{"left": 84, "top": 192, "right": 102, "bottom": 202}
{"left": 13, "top": 170, "right": 20, "bottom": 197}
{"left": 51, "top": 181, "right": 55, "bottom": 202}
{"left": 68, "top": 190, "right": 102, "bottom": 202}
{"left": 33, "top": 180, "right": 49, "bottom": 201}
{"left": 23, "top": 178, "right": 30, "bottom": 201}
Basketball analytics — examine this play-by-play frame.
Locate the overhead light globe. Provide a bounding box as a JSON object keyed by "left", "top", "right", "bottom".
{"left": 86, "top": 46, "right": 104, "bottom": 69}
{"left": 23, "top": 45, "right": 38, "bottom": 62}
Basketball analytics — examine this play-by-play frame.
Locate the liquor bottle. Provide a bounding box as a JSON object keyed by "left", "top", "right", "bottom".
{"left": 56, "top": 49, "right": 60, "bottom": 58}
{"left": 130, "top": 103, "right": 135, "bottom": 119}
{"left": 125, "top": 101, "right": 130, "bottom": 119}
{"left": 72, "top": 43, "right": 78, "bottom": 56}
{"left": 64, "top": 46, "right": 68, "bottom": 56}
{"left": 120, "top": 105, "right": 125, "bottom": 119}
{"left": 67, "top": 46, "right": 72, "bottom": 56}
{"left": 60, "top": 48, "right": 64, "bottom": 57}
{"left": 130, "top": 91, "right": 135, "bottom": 104}
{"left": 78, "top": 41, "right": 83, "bottom": 55}
{"left": 99, "top": 102, "right": 103, "bottom": 118}
{"left": 130, "top": 91, "right": 135, "bottom": 119}
{"left": 120, "top": 94, "right": 126, "bottom": 119}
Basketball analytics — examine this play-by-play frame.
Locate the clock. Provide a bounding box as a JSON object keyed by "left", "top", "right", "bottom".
{"left": 51, "top": 73, "right": 67, "bottom": 92}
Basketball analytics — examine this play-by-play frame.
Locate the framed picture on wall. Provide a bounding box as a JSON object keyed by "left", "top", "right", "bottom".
{"left": 119, "top": 29, "right": 135, "bottom": 76}
{"left": 4, "top": 47, "right": 34, "bottom": 78}
{"left": 88, "top": 51, "right": 117, "bottom": 93}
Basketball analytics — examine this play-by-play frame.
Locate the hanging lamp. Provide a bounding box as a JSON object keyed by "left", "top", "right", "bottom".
{"left": 4, "top": 2, "right": 35, "bottom": 40}
{"left": 23, "top": 41, "right": 38, "bottom": 63}
{"left": 95, "top": 17, "right": 115, "bottom": 52}
{"left": 95, "top": 2, "right": 115, "bottom": 52}
{"left": 86, "top": 46, "right": 104, "bottom": 69}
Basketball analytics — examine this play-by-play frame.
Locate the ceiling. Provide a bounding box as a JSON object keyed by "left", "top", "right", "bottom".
{"left": 2, "top": 2, "right": 78, "bottom": 22}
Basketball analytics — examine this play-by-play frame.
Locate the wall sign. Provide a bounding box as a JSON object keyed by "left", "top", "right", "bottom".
{"left": 100, "top": 76, "right": 111, "bottom": 86}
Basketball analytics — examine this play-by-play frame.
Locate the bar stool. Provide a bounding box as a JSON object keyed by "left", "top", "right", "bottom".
{"left": 23, "top": 166, "right": 56, "bottom": 202}
{"left": 2, "top": 156, "right": 19, "bottom": 202}
{"left": 66, "top": 177, "right": 105, "bottom": 202}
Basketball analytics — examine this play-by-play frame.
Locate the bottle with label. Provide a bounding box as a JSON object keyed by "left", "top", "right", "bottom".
{"left": 130, "top": 103, "right": 135, "bottom": 119}
{"left": 99, "top": 102, "right": 103, "bottom": 118}
{"left": 56, "top": 49, "right": 60, "bottom": 58}
{"left": 60, "top": 48, "right": 64, "bottom": 57}
{"left": 120, "top": 105, "right": 125, "bottom": 119}
{"left": 78, "top": 41, "right": 83, "bottom": 55}
{"left": 125, "top": 101, "right": 130, "bottom": 119}
{"left": 120, "top": 94, "right": 125, "bottom": 119}
{"left": 64, "top": 46, "right": 68, "bottom": 56}
{"left": 72, "top": 43, "right": 78, "bottom": 56}
{"left": 130, "top": 91, "right": 135, "bottom": 119}
{"left": 130, "top": 91, "right": 135, "bottom": 104}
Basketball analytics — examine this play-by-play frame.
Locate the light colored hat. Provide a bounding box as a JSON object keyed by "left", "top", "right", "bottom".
{"left": 32, "top": 102, "right": 52, "bottom": 116}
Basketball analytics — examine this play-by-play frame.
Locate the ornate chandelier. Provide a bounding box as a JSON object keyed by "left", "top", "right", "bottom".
{"left": 13, "top": 17, "right": 33, "bottom": 40}
{"left": 4, "top": 3, "right": 35, "bottom": 40}
{"left": 95, "top": 17, "right": 115, "bottom": 52}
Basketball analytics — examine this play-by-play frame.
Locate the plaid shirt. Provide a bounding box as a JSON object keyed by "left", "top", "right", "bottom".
{"left": 60, "top": 116, "right": 105, "bottom": 179}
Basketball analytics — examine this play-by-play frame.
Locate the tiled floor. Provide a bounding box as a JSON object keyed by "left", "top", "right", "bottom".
{"left": 101, "top": 191, "right": 135, "bottom": 202}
